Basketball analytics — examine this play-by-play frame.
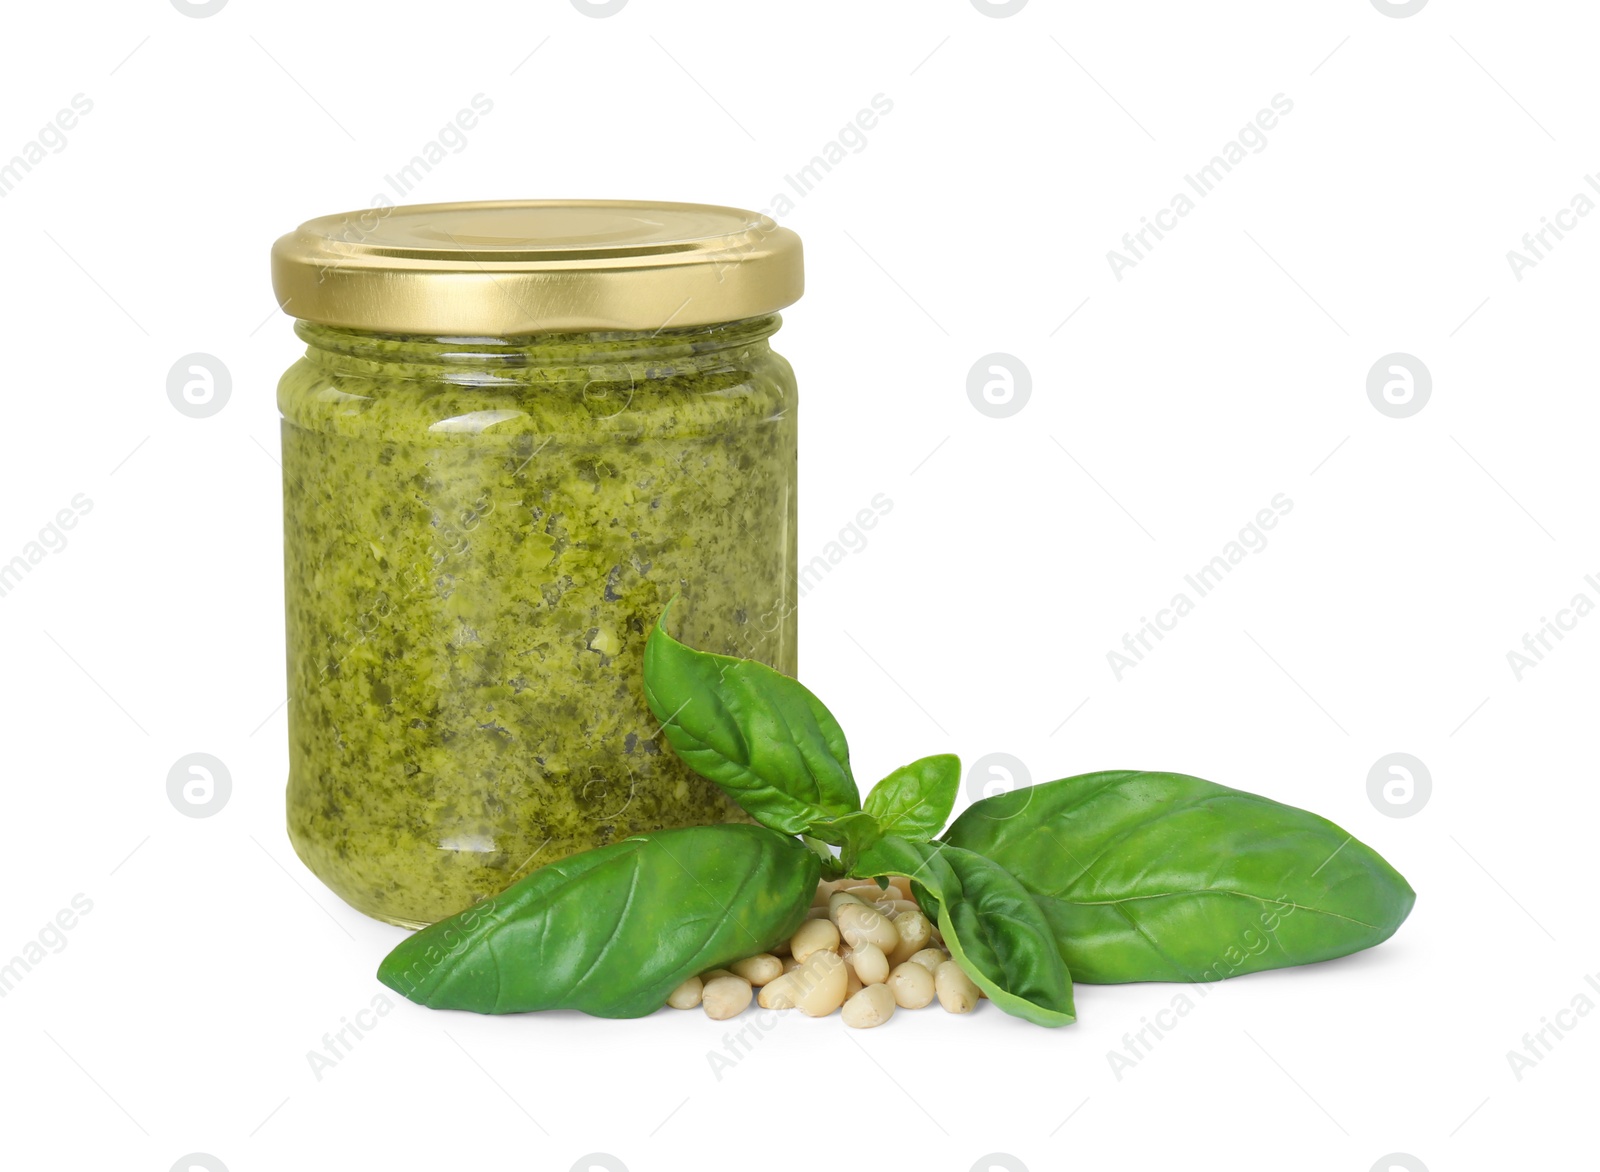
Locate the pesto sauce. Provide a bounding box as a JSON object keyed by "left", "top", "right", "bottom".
{"left": 280, "top": 317, "right": 797, "bottom": 927}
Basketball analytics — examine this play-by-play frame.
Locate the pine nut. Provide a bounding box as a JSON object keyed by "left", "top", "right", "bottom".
{"left": 886, "top": 962, "right": 935, "bottom": 1009}
{"left": 841, "top": 983, "right": 897, "bottom": 1029}
{"left": 666, "top": 975, "right": 703, "bottom": 1009}
{"left": 730, "top": 954, "right": 783, "bottom": 986}
{"left": 934, "top": 961, "right": 980, "bottom": 1014}
{"left": 791, "top": 917, "right": 840, "bottom": 963}
{"left": 874, "top": 899, "right": 919, "bottom": 917}
{"left": 828, "top": 890, "right": 869, "bottom": 916}
{"left": 702, "top": 974, "right": 753, "bottom": 1020}
{"left": 834, "top": 903, "right": 900, "bottom": 952}
{"left": 849, "top": 942, "right": 889, "bottom": 985}
{"left": 889, "top": 908, "right": 933, "bottom": 964}
{"left": 794, "top": 950, "right": 848, "bottom": 1017}
{"left": 758, "top": 970, "right": 798, "bottom": 1009}
{"left": 838, "top": 883, "right": 889, "bottom": 901}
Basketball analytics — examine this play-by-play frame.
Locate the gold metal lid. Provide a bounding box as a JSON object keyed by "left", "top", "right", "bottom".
{"left": 271, "top": 200, "right": 803, "bottom": 335}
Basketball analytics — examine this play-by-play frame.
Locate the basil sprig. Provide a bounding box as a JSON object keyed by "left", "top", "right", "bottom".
{"left": 644, "top": 614, "right": 1077, "bottom": 1025}
{"left": 643, "top": 612, "right": 1416, "bottom": 1026}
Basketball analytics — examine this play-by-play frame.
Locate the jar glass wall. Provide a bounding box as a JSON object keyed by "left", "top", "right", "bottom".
{"left": 279, "top": 315, "right": 797, "bottom": 926}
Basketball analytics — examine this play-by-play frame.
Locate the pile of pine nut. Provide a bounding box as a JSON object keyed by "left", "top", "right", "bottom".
{"left": 665, "top": 876, "right": 984, "bottom": 1027}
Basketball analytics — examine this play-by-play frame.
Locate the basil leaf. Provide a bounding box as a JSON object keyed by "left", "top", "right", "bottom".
{"left": 853, "top": 834, "right": 952, "bottom": 895}
{"left": 805, "top": 809, "right": 882, "bottom": 874}
{"left": 377, "top": 825, "right": 819, "bottom": 1017}
{"left": 863, "top": 753, "right": 960, "bottom": 841}
{"left": 943, "top": 770, "right": 1416, "bottom": 984}
{"left": 852, "top": 836, "right": 1076, "bottom": 1028}
{"left": 642, "top": 613, "right": 860, "bottom": 833}
{"left": 800, "top": 833, "right": 845, "bottom": 879}
{"left": 931, "top": 846, "right": 1077, "bottom": 1026}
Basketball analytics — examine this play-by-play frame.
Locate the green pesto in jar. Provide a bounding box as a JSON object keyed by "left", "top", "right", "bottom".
{"left": 280, "top": 316, "right": 797, "bottom": 926}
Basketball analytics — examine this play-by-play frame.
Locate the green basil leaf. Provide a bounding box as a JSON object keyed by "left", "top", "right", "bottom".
{"left": 377, "top": 825, "right": 819, "bottom": 1017}
{"left": 642, "top": 613, "right": 860, "bottom": 833}
{"left": 800, "top": 833, "right": 845, "bottom": 879}
{"left": 942, "top": 770, "right": 1416, "bottom": 984}
{"left": 862, "top": 754, "right": 960, "bottom": 842}
{"left": 805, "top": 810, "right": 882, "bottom": 874}
{"left": 852, "top": 835, "right": 1075, "bottom": 1028}
{"left": 931, "top": 846, "right": 1077, "bottom": 1026}
{"left": 853, "top": 835, "right": 954, "bottom": 912}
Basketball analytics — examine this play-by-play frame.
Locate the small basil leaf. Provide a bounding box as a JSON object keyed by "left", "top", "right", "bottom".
{"left": 377, "top": 825, "right": 819, "bottom": 1017}
{"left": 943, "top": 770, "right": 1416, "bottom": 984}
{"left": 805, "top": 810, "right": 882, "bottom": 874}
{"left": 850, "top": 836, "right": 1075, "bottom": 1028}
{"left": 800, "top": 834, "right": 845, "bottom": 880}
{"left": 643, "top": 613, "right": 860, "bottom": 833}
{"left": 863, "top": 753, "right": 960, "bottom": 841}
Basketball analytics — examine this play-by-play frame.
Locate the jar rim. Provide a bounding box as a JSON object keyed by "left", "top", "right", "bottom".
{"left": 271, "top": 200, "right": 803, "bottom": 336}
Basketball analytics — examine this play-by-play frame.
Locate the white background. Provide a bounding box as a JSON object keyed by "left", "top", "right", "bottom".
{"left": 1, "top": 1, "right": 1594, "bottom": 1170}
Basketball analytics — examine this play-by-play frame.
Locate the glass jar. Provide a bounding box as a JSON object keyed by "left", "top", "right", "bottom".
{"left": 270, "top": 201, "right": 802, "bottom": 927}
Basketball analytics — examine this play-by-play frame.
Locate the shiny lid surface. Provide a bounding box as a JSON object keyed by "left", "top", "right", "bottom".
{"left": 271, "top": 200, "right": 803, "bottom": 334}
